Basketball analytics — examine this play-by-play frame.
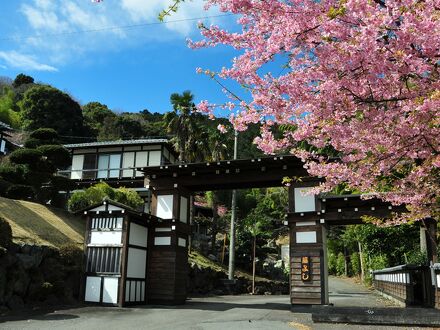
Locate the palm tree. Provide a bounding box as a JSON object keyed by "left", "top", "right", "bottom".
{"left": 163, "top": 91, "right": 210, "bottom": 163}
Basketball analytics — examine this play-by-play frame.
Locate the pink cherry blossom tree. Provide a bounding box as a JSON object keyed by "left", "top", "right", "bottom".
{"left": 190, "top": 0, "right": 440, "bottom": 223}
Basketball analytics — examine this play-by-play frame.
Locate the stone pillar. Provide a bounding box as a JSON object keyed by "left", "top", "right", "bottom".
{"left": 147, "top": 186, "right": 191, "bottom": 304}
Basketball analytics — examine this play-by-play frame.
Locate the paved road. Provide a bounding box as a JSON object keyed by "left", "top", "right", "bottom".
{"left": 0, "top": 277, "right": 417, "bottom": 330}
{"left": 328, "top": 276, "right": 398, "bottom": 308}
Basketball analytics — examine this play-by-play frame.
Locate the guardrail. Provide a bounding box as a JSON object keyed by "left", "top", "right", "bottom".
{"left": 372, "top": 264, "right": 430, "bottom": 306}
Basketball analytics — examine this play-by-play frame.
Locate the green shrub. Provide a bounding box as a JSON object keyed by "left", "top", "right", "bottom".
{"left": 0, "top": 177, "right": 12, "bottom": 195}
{"left": 6, "top": 184, "right": 35, "bottom": 200}
{"left": 350, "top": 252, "right": 361, "bottom": 276}
{"left": 336, "top": 252, "right": 345, "bottom": 276}
{"left": 50, "top": 175, "right": 76, "bottom": 191}
{"left": 0, "top": 217, "right": 12, "bottom": 248}
{"left": 9, "top": 149, "right": 42, "bottom": 164}
{"left": 37, "top": 145, "right": 71, "bottom": 168}
{"left": 23, "top": 137, "right": 43, "bottom": 149}
{"left": 0, "top": 163, "right": 26, "bottom": 183}
{"left": 68, "top": 182, "right": 143, "bottom": 212}
{"left": 407, "top": 250, "right": 428, "bottom": 265}
{"left": 369, "top": 254, "right": 388, "bottom": 271}
{"left": 29, "top": 128, "right": 59, "bottom": 142}
{"left": 328, "top": 252, "right": 337, "bottom": 275}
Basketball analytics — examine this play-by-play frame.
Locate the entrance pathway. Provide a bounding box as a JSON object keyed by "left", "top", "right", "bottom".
{"left": 328, "top": 276, "right": 398, "bottom": 308}
{"left": 1, "top": 286, "right": 425, "bottom": 330}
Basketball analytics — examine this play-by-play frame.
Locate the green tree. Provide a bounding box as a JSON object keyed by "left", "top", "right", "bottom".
{"left": 20, "top": 85, "right": 85, "bottom": 140}
{"left": 1, "top": 128, "right": 73, "bottom": 203}
{"left": 244, "top": 209, "right": 271, "bottom": 294}
{"left": 68, "top": 182, "right": 143, "bottom": 212}
{"left": 12, "top": 74, "right": 34, "bottom": 88}
{"left": 82, "top": 101, "right": 116, "bottom": 136}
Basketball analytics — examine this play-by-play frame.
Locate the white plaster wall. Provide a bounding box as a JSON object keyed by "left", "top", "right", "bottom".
{"left": 156, "top": 195, "right": 173, "bottom": 219}
{"left": 126, "top": 248, "right": 147, "bottom": 278}
{"left": 90, "top": 231, "right": 122, "bottom": 245}
{"left": 102, "top": 277, "right": 119, "bottom": 304}
{"left": 129, "top": 223, "right": 148, "bottom": 247}
{"left": 180, "top": 196, "right": 188, "bottom": 223}
{"left": 85, "top": 276, "right": 101, "bottom": 302}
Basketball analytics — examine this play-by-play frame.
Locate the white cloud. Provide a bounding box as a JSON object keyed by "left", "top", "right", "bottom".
{"left": 0, "top": 51, "right": 58, "bottom": 72}
{"left": 9, "top": 0, "right": 224, "bottom": 70}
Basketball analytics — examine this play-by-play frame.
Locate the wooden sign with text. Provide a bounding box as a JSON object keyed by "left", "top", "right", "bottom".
{"left": 301, "top": 256, "right": 311, "bottom": 281}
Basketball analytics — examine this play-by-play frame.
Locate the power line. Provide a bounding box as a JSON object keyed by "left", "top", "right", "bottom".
{"left": 0, "top": 13, "right": 235, "bottom": 42}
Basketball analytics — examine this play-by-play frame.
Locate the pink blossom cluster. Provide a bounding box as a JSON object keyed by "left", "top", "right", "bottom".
{"left": 191, "top": 0, "right": 440, "bottom": 223}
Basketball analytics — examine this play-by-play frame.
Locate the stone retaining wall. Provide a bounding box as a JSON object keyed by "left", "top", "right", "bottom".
{"left": 0, "top": 243, "right": 82, "bottom": 312}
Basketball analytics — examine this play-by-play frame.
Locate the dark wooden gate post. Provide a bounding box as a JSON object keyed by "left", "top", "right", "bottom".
{"left": 288, "top": 184, "right": 328, "bottom": 306}
{"left": 147, "top": 182, "right": 191, "bottom": 304}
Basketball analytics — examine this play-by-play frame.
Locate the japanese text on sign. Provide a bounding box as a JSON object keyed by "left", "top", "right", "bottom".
{"left": 301, "top": 256, "right": 311, "bottom": 281}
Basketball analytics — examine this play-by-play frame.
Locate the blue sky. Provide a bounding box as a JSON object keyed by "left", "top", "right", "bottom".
{"left": 0, "top": 0, "right": 243, "bottom": 114}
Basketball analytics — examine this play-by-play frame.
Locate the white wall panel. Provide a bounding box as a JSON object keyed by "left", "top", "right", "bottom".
{"left": 127, "top": 248, "right": 147, "bottom": 278}
{"left": 154, "top": 237, "right": 171, "bottom": 245}
{"left": 102, "top": 277, "right": 119, "bottom": 304}
{"left": 296, "top": 231, "right": 317, "bottom": 243}
{"left": 178, "top": 237, "right": 186, "bottom": 247}
{"left": 71, "top": 155, "right": 84, "bottom": 179}
{"left": 156, "top": 195, "right": 173, "bottom": 219}
{"left": 90, "top": 231, "right": 122, "bottom": 245}
{"left": 122, "top": 152, "right": 135, "bottom": 177}
{"left": 0, "top": 139, "right": 5, "bottom": 154}
{"left": 129, "top": 223, "right": 148, "bottom": 247}
{"left": 135, "top": 151, "right": 149, "bottom": 176}
{"left": 85, "top": 276, "right": 101, "bottom": 302}
{"left": 294, "top": 187, "right": 316, "bottom": 212}
{"left": 148, "top": 150, "right": 161, "bottom": 166}
{"left": 179, "top": 196, "right": 188, "bottom": 223}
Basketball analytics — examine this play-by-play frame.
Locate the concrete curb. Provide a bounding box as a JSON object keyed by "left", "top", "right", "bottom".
{"left": 310, "top": 306, "right": 440, "bottom": 327}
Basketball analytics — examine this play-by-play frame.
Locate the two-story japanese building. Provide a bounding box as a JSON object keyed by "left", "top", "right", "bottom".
{"left": 61, "top": 139, "right": 178, "bottom": 212}
{"left": 0, "top": 121, "right": 13, "bottom": 156}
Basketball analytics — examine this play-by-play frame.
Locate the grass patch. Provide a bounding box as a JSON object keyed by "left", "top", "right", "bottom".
{"left": 0, "top": 196, "right": 85, "bottom": 248}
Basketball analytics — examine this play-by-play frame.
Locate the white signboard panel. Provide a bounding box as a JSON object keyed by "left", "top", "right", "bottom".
{"left": 129, "top": 223, "right": 148, "bottom": 247}
{"left": 90, "top": 231, "right": 122, "bottom": 245}
{"left": 85, "top": 276, "right": 101, "bottom": 302}
{"left": 156, "top": 195, "right": 173, "bottom": 219}
{"left": 127, "top": 248, "right": 147, "bottom": 278}
{"left": 180, "top": 196, "right": 188, "bottom": 223}
{"left": 296, "top": 231, "right": 317, "bottom": 244}
{"left": 154, "top": 237, "right": 171, "bottom": 246}
{"left": 102, "top": 277, "right": 119, "bottom": 304}
{"left": 294, "top": 187, "right": 316, "bottom": 212}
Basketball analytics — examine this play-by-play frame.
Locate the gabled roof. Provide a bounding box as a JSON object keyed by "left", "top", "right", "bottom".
{"left": 74, "top": 198, "right": 162, "bottom": 222}
{"left": 64, "top": 138, "right": 170, "bottom": 149}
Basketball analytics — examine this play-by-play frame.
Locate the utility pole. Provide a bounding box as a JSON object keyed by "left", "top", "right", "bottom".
{"left": 228, "top": 130, "right": 238, "bottom": 280}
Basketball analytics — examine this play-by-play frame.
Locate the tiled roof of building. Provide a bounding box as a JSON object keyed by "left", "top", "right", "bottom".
{"left": 0, "top": 121, "right": 12, "bottom": 131}
{"left": 64, "top": 138, "right": 170, "bottom": 148}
